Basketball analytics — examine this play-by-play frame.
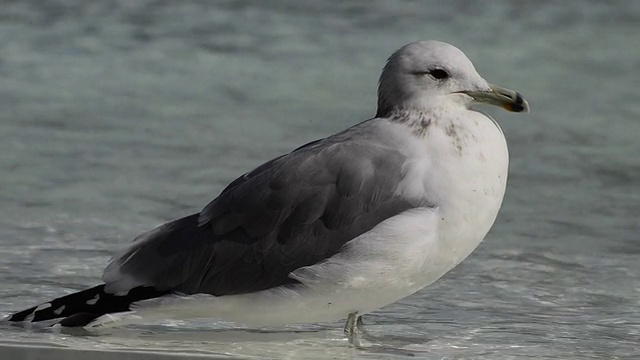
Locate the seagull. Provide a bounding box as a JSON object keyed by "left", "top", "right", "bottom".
{"left": 5, "top": 40, "right": 528, "bottom": 346}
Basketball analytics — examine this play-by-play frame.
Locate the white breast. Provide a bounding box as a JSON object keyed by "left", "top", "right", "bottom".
{"left": 361, "top": 111, "right": 508, "bottom": 287}
{"left": 422, "top": 109, "right": 509, "bottom": 272}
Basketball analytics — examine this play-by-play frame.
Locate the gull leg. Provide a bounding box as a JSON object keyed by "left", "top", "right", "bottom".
{"left": 344, "top": 312, "right": 362, "bottom": 347}
{"left": 355, "top": 315, "right": 374, "bottom": 338}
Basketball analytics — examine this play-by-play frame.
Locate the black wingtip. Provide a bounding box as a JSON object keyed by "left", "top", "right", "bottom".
{"left": 6, "top": 284, "right": 169, "bottom": 327}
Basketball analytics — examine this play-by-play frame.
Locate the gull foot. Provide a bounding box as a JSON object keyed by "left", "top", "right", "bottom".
{"left": 344, "top": 312, "right": 363, "bottom": 347}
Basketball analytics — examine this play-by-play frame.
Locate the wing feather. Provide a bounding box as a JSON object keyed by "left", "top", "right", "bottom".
{"left": 103, "top": 120, "right": 432, "bottom": 296}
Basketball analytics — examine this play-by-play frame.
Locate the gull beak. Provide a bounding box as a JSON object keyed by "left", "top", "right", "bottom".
{"left": 461, "top": 84, "right": 529, "bottom": 113}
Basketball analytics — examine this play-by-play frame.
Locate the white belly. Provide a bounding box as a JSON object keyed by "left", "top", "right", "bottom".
{"left": 128, "top": 207, "right": 443, "bottom": 325}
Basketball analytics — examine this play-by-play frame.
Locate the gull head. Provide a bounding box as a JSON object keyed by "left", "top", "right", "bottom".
{"left": 376, "top": 40, "right": 529, "bottom": 118}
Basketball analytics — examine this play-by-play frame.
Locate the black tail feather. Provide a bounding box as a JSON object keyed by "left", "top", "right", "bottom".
{"left": 7, "top": 284, "right": 169, "bottom": 327}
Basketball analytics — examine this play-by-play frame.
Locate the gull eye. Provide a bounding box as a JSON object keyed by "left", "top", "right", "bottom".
{"left": 428, "top": 68, "right": 449, "bottom": 80}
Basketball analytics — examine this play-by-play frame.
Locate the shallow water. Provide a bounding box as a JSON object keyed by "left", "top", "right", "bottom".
{"left": 0, "top": 1, "right": 639, "bottom": 358}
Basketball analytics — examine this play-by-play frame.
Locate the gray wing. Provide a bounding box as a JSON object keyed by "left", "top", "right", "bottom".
{"left": 103, "top": 120, "right": 430, "bottom": 296}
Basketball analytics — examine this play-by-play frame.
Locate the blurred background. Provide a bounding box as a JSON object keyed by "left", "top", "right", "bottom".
{"left": 0, "top": 1, "right": 638, "bottom": 359}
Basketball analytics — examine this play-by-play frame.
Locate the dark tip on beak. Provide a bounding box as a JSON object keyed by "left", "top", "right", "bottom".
{"left": 505, "top": 92, "right": 527, "bottom": 112}
{"left": 460, "top": 84, "right": 529, "bottom": 113}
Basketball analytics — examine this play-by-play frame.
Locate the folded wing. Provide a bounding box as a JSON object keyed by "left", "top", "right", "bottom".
{"left": 103, "top": 121, "right": 431, "bottom": 296}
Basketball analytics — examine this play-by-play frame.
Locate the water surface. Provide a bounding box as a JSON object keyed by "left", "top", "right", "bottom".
{"left": 0, "top": 1, "right": 639, "bottom": 358}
